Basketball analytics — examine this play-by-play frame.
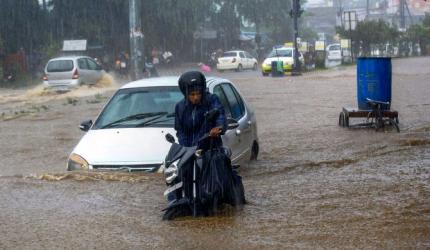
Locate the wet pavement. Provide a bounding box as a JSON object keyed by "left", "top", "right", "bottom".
{"left": 0, "top": 57, "right": 429, "bottom": 249}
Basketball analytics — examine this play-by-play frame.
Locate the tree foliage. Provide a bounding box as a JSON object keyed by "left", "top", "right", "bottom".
{"left": 236, "top": 0, "right": 294, "bottom": 43}
{"left": 406, "top": 15, "right": 430, "bottom": 55}
{"left": 336, "top": 15, "right": 430, "bottom": 56}
{"left": 0, "top": 0, "right": 299, "bottom": 61}
{"left": 0, "top": 0, "right": 48, "bottom": 53}
{"left": 336, "top": 19, "right": 399, "bottom": 56}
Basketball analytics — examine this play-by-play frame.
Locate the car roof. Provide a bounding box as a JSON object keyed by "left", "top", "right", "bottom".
{"left": 224, "top": 50, "right": 244, "bottom": 53}
{"left": 274, "top": 47, "right": 293, "bottom": 50}
{"left": 120, "top": 76, "right": 231, "bottom": 90}
{"left": 48, "top": 56, "right": 89, "bottom": 61}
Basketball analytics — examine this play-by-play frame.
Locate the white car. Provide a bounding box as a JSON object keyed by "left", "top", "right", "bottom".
{"left": 326, "top": 43, "right": 342, "bottom": 61}
{"left": 67, "top": 76, "right": 259, "bottom": 172}
{"left": 261, "top": 47, "right": 304, "bottom": 76}
{"left": 216, "top": 50, "right": 258, "bottom": 72}
{"left": 43, "top": 56, "right": 105, "bottom": 90}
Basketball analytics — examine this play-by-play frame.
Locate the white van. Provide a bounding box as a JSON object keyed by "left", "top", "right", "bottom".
{"left": 43, "top": 56, "right": 104, "bottom": 90}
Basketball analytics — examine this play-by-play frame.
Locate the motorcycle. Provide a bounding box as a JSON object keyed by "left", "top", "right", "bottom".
{"left": 162, "top": 109, "right": 245, "bottom": 220}
{"left": 161, "top": 51, "right": 174, "bottom": 66}
{"left": 207, "top": 51, "right": 218, "bottom": 67}
{"left": 143, "top": 61, "right": 159, "bottom": 78}
{"left": 3, "top": 72, "right": 15, "bottom": 83}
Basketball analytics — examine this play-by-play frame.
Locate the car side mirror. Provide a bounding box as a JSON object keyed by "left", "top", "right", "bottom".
{"left": 165, "top": 133, "right": 176, "bottom": 143}
{"left": 79, "top": 120, "right": 93, "bottom": 132}
{"left": 227, "top": 117, "right": 239, "bottom": 130}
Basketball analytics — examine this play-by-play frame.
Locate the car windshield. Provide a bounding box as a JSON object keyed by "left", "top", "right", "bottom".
{"left": 94, "top": 86, "right": 183, "bottom": 129}
{"left": 268, "top": 49, "right": 292, "bottom": 58}
{"left": 222, "top": 52, "right": 237, "bottom": 57}
{"left": 47, "top": 60, "right": 74, "bottom": 72}
{"left": 329, "top": 45, "right": 341, "bottom": 51}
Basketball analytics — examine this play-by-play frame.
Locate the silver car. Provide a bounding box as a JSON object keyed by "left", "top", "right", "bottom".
{"left": 67, "top": 76, "right": 259, "bottom": 172}
{"left": 43, "top": 56, "right": 104, "bottom": 90}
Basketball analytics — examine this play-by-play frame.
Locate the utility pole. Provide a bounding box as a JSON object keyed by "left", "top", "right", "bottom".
{"left": 399, "top": 0, "right": 405, "bottom": 30}
{"left": 348, "top": 11, "right": 353, "bottom": 62}
{"left": 338, "top": 0, "right": 344, "bottom": 25}
{"left": 366, "top": 0, "right": 370, "bottom": 19}
{"left": 129, "top": 0, "right": 144, "bottom": 80}
{"left": 344, "top": 11, "right": 356, "bottom": 62}
{"left": 42, "top": 0, "right": 47, "bottom": 11}
{"left": 291, "top": 0, "right": 302, "bottom": 75}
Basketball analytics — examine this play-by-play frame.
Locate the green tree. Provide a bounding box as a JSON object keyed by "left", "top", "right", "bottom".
{"left": 236, "top": 0, "right": 294, "bottom": 44}
{"left": 300, "top": 26, "right": 318, "bottom": 41}
{"left": 406, "top": 15, "right": 430, "bottom": 55}
{"left": 0, "top": 0, "right": 47, "bottom": 53}
{"left": 0, "top": 0, "right": 305, "bottom": 65}
{"left": 337, "top": 19, "right": 398, "bottom": 56}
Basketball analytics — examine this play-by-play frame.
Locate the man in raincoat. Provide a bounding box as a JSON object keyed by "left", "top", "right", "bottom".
{"left": 162, "top": 71, "right": 244, "bottom": 219}
{"left": 174, "top": 71, "right": 227, "bottom": 148}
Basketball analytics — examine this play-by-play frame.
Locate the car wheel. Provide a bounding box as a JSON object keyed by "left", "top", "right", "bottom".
{"left": 262, "top": 72, "right": 269, "bottom": 76}
{"left": 250, "top": 141, "right": 259, "bottom": 161}
{"left": 253, "top": 63, "right": 258, "bottom": 71}
{"left": 236, "top": 64, "right": 243, "bottom": 72}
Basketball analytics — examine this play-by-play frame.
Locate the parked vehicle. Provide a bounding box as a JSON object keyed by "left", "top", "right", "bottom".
{"left": 67, "top": 76, "right": 259, "bottom": 172}
{"left": 326, "top": 43, "right": 342, "bottom": 61}
{"left": 43, "top": 56, "right": 105, "bottom": 90}
{"left": 261, "top": 47, "right": 304, "bottom": 76}
{"left": 216, "top": 50, "right": 258, "bottom": 72}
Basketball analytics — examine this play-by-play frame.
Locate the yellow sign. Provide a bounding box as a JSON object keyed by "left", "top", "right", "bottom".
{"left": 315, "top": 41, "right": 325, "bottom": 51}
{"left": 299, "top": 42, "right": 308, "bottom": 52}
{"left": 341, "top": 39, "right": 350, "bottom": 49}
{"left": 284, "top": 42, "right": 294, "bottom": 48}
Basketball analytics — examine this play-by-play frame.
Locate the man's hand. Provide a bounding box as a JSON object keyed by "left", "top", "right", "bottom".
{"left": 209, "top": 127, "right": 222, "bottom": 137}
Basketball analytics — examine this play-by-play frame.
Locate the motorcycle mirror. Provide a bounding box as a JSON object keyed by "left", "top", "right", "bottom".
{"left": 79, "top": 119, "right": 93, "bottom": 132}
{"left": 165, "top": 133, "right": 175, "bottom": 143}
{"left": 204, "top": 108, "right": 219, "bottom": 121}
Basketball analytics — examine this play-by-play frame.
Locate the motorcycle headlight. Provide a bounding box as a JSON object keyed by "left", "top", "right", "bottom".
{"left": 164, "top": 159, "right": 179, "bottom": 184}
{"left": 67, "top": 153, "right": 89, "bottom": 171}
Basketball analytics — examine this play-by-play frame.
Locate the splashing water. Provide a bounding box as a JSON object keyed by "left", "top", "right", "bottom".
{"left": 26, "top": 171, "right": 155, "bottom": 183}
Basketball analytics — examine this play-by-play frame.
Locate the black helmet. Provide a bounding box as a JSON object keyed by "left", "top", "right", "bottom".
{"left": 178, "top": 71, "right": 206, "bottom": 96}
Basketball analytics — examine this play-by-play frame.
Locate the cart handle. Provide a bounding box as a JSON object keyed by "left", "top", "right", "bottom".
{"left": 366, "top": 98, "right": 390, "bottom": 106}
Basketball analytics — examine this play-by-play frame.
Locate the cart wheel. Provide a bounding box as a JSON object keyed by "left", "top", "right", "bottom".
{"left": 391, "top": 119, "right": 400, "bottom": 133}
{"left": 339, "top": 112, "right": 345, "bottom": 127}
{"left": 344, "top": 113, "right": 349, "bottom": 127}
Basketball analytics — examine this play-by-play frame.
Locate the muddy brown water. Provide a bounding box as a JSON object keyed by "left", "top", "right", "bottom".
{"left": 0, "top": 57, "right": 429, "bottom": 249}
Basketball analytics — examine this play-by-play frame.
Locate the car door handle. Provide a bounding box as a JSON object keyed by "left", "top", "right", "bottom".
{"left": 235, "top": 129, "right": 241, "bottom": 136}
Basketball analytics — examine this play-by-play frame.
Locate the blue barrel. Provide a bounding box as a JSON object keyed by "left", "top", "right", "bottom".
{"left": 357, "top": 57, "right": 392, "bottom": 110}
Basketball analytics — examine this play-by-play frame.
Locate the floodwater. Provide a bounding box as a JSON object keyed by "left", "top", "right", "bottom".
{"left": 0, "top": 57, "right": 429, "bottom": 249}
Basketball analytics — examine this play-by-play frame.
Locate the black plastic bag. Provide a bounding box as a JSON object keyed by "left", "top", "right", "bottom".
{"left": 199, "top": 148, "right": 245, "bottom": 209}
